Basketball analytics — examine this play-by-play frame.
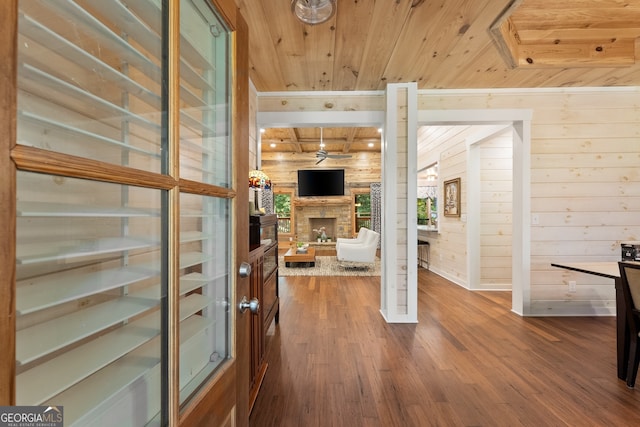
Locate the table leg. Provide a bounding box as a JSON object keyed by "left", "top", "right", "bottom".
{"left": 615, "top": 277, "right": 630, "bottom": 380}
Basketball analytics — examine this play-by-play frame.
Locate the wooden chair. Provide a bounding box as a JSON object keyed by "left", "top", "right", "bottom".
{"left": 618, "top": 261, "right": 640, "bottom": 388}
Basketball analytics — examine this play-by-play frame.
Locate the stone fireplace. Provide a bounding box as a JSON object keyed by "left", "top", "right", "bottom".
{"left": 293, "top": 197, "right": 353, "bottom": 243}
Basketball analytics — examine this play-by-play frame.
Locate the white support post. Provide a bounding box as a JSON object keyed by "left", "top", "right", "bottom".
{"left": 381, "top": 83, "right": 418, "bottom": 323}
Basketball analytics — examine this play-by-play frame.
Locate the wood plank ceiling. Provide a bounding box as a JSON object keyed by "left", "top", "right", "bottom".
{"left": 238, "top": 0, "right": 640, "bottom": 154}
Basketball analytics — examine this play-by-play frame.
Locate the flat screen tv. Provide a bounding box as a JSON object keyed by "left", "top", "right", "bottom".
{"left": 297, "top": 169, "right": 345, "bottom": 197}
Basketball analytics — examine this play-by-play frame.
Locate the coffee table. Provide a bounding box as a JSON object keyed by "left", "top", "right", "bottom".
{"left": 284, "top": 247, "right": 316, "bottom": 267}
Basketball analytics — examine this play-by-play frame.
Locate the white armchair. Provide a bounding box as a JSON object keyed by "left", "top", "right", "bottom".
{"left": 335, "top": 227, "right": 367, "bottom": 246}
{"left": 336, "top": 227, "right": 380, "bottom": 267}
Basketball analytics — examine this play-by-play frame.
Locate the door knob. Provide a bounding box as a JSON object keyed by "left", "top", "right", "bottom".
{"left": 238, "top": 296, "right": 259, "bottom": 314}
{"left": 239, "top": 261, "right": 252, "bottom": 278}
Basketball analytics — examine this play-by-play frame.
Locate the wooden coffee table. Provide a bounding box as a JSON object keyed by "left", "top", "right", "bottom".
{"left": 284, "top": 247, "right": 316, "bottom": 267}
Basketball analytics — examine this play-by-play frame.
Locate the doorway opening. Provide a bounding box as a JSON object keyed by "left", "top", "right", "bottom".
{"left": 417, "top": 110, "right": 532, "bottom": 316}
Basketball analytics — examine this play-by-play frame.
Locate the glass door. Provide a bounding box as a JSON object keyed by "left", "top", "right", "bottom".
{"left": 11, "top": 0, "right": 242, "bottom": 425}
{"left": 15, "top": 0, "right": 167, "bottom": 423}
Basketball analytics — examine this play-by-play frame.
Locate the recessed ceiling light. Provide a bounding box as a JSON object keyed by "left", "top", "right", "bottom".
{"left": 260, "top": 128, "right": 266, "bottom": 133}
{"left": 270, "top": 143, "right": 276, "bottom": 148}
{"left": 368, "top": 142, "right": 374, "bottom": 147}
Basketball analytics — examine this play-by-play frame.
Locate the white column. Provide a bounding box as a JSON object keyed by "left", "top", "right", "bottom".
{"left": 381, "top": 83, "right": 418, "bottom": 323}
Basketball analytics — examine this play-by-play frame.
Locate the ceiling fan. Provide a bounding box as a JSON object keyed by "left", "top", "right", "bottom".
{"left": 315, "top": 128, "right": 352, "bottom": 164}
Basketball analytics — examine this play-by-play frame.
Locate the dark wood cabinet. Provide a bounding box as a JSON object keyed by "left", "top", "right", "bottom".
{"left": 248, "top": 214, "right": 280, "bottom": 411}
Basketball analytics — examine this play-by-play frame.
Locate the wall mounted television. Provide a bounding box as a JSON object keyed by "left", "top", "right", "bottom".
{"left": 297, "top": 169, "right": 345, "bottom": 197}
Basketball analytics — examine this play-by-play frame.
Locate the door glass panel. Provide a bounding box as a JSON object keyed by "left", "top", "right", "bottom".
{"left": 15, "top": 171, "right": 163, "bottom": 426}
{"left": 179, "top": 193, "right": 231, "bottom": 404}
{"left": 178, "top": 0, "right": 232, "bottom": 406}
{"left": 16, "top": 0, "right": 163, "bottom": 173}
{"left": 179, "top": 0, "right": 232, "bottom": 187}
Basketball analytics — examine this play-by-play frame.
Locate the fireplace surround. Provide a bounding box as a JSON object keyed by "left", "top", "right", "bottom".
{"left": 293, "top": 198, "right": 352, "bottom": 243}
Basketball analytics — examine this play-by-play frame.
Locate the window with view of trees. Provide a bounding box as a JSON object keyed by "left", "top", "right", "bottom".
{"left": 418, "top": 197, "right": 437, "bottom": 226}
{"left": 275, "top": 192, "right": 292, "bottom": 234}
{"left": 355, "top": 193, "right": 371, "bottom": 231}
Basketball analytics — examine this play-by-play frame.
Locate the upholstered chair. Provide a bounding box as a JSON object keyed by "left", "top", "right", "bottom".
{"left": 618, "top": 261, "right": 640, "bottom": 388}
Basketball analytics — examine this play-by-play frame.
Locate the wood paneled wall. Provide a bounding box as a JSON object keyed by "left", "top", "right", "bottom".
{"left": 424, "top": 88, "right": 640, "bottom": 315}
{"left": 260, "top": 152, "right": 381, "bottom": 192}
{"left": 479, "top": 133, "right": 513, "bottom": 287}
{"left": 256, "top": 86, "right": 640, "bottom": 316}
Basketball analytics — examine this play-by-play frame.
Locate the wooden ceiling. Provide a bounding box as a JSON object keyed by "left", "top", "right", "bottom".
{"left": 240, "top": 0, "right": 640, "bottom": 154}
{"left": 260, "top": 127, "right": 381, "bottom": 155}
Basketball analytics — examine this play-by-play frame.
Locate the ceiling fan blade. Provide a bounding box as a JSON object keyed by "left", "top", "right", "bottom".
{"left": 315, "top": 157, "right": 326, "bottom": 165}
{"left": 326, "top": 154, "right": 352, "bottom": 159}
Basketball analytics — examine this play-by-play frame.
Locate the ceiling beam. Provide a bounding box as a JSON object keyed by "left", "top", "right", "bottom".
{"left": 517, "top": 39, "right": 636, "bottom": 67}
{"left": 287, "top": 128, "right": 302, "bottom": 153}
{"left": 489, "top": 1, "right": 524, "bottom": 69}
{"left": 490, "top": 0, "right": 638, "bottom": 69}
{"left": 342, "top": 128, "right": 357, "bottom": 153}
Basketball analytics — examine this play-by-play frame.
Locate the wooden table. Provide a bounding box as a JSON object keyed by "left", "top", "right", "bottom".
{"left": 551, "top": 262, "right": 628, "bottom": 380}
{"left": 284, "top": 247, "right": 316, "bottom": 267}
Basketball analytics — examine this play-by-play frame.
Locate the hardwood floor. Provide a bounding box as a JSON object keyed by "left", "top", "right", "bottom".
{"left": 249, "top": 269, "right": 640, "bottom": 426}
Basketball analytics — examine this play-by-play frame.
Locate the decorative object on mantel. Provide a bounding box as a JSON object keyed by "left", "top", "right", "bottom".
{"left": 291, "top": 0, "right": 336, "bottom": 26}
{"left": 279, "top": 255, "right": 380, "bottom": 277}
{"left": 249, "top": 169, "right": 271, "bottom": 215}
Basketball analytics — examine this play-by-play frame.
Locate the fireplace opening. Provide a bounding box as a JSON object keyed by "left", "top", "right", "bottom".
{"left": 309, "top": 217, "right": 337, "bottom": 241}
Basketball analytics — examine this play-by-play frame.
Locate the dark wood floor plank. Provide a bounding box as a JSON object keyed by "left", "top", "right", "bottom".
{"left": 250, "top": 270, "right": 640, "bottom": 426}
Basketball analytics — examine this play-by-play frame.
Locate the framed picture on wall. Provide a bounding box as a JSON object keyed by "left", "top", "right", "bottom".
{"left": 443, "top": 178, "right": 461, "bottom": 217}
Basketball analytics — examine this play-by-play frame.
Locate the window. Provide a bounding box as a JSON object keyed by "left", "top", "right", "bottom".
{"left": 354, "top": 192, "right": 371, "bottom": 231}
{"left": 274, "top": 191, "right": 293, "bottom": 236}
{"left": 418, "top": 162, "right": 438, "bottom": 228}
{"left": 417, "top": 196, "right": 437, "bottom": 226}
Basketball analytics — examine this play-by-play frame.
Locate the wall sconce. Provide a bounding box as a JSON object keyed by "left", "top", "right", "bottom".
{"left": 291, "top": 0, "right": 336, "bottom": 25}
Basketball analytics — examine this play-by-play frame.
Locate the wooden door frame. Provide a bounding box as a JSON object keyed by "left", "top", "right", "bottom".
{"left": 0, "top": 0, "right": 17, "bottom": 406}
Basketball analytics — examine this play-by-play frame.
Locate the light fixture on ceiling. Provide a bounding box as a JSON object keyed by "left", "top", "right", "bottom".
{"left": 291, "top": 0, "right": 336, "bottom": 25}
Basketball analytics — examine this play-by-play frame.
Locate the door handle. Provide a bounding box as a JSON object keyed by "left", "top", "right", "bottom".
{"left": 238, "top": 296, "right": 260, "bottom": 314}
{"left": 239, "top": 261, "right": 252, "bottom": 278}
